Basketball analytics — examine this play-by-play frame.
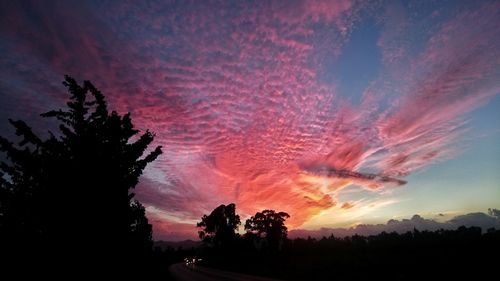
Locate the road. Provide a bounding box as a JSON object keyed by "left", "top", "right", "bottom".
{"left": 169, "top": 263, "right": 284, "bottom": 281}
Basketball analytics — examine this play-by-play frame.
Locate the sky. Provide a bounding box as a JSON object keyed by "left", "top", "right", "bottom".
{"left": 0, "top": 0, "right": 499, "bottom": 241}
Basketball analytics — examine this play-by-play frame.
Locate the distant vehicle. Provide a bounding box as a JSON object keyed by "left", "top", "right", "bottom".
{"left": 184, "top": 257, "right": 203, "bottom": 266}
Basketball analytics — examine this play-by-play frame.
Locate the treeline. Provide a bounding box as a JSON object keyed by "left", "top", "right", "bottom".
{"left": 154, "top": 202, "right": 500, "bottom": 280}
{"left": 280, "top": 226, "right": 500, "bottom": 280}
{"left": 182, "top": 225, "right": 500, "bottom": 280}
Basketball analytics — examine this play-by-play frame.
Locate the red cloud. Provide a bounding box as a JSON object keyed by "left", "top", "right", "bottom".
{"left": 1, "top": 1, "right": 498, "bottom": 240}
{"left": 341, "top": 202, "right": 354, "bottom": 210}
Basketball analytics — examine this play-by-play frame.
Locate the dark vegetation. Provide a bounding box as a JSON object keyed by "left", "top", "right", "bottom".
{"left": 197, "top": 203, "right": 241, "bottom": 248}
{"left": 192, "top": 204, "right": 500, "bottom": 280}
{"left": 0, "top": 76, "right": 161, "bottom": 275}
{"left": 1, "top": 77, "right": 499, "bottom": 279}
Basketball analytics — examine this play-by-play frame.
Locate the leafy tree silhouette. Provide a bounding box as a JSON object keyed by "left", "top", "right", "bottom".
{"left": 0, "top": 76, "right": 162, "bottom": 269}
{"left": 197, "top": 203, "right": 241, "bottom": 248}
{"left": 245, "top": 209, "right": 290, "bottom": 252}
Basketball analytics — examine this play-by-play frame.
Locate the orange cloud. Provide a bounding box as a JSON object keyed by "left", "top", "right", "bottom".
{"left": 341, "top": 202, "right": 354, "bottom": 210}
{"left": 1, "top": 0, "right": 499, "bottom": 241}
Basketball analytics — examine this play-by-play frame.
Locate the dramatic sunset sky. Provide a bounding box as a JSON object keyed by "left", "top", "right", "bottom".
{"left": 1, "top": 0, "right": 499, "bottom": 240}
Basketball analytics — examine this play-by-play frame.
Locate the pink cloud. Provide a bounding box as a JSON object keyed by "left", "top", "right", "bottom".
{"left": 373, "top": 1, "right": 500, "bottom": 176}
{"left": 0, "top": 1, "right": 498, "bottom": 240}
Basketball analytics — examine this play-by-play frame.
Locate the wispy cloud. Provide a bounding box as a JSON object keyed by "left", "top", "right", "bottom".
{"left": 0, "top": 1, "right": 498, "bottom": 239}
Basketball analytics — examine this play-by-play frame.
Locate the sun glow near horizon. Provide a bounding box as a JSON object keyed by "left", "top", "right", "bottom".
{"left": 0, "top": 0, "right": 499, "bottom": 240}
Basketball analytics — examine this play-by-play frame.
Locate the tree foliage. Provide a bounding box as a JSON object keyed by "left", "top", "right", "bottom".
{"left": 0, "top": 76, "right": 162, "bottom": 261}
{"left": 196, "top": 224, "right": 499, "bottom": 280}
{"left": 245, "top": 209, "right": 290, "bottom": 251}
{"left": 197, "top": 203, "right": 241, "bottom": 247}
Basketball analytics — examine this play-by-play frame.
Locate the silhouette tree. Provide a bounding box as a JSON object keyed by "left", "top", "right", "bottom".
{"left": 197, "top": 203, "right": 241, "bottom": 248}
{"left": 245, "top": 209, "right": 290, "bottom": 251}
{"left": 0, "top": 76, "right": 162, "bottom": 267}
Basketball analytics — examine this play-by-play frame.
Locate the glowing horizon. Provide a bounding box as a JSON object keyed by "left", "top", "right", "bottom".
{"left": 0, "top": 0, "right": 499, "bottom": 241}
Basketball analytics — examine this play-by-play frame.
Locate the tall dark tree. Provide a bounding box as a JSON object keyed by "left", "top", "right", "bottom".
{"left": 197, "top": 203, "right": 241, "bottom": 248}
{"left": 245, "top": 209, "right": 290, "bottom": 251}
{"left": 0, "top": 76, "right": 162, "bottom": 267}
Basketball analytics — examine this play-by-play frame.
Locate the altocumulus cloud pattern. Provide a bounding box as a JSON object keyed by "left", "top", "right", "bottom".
{"left": 0, "top": 0, "right": 499, "bottom": 240}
